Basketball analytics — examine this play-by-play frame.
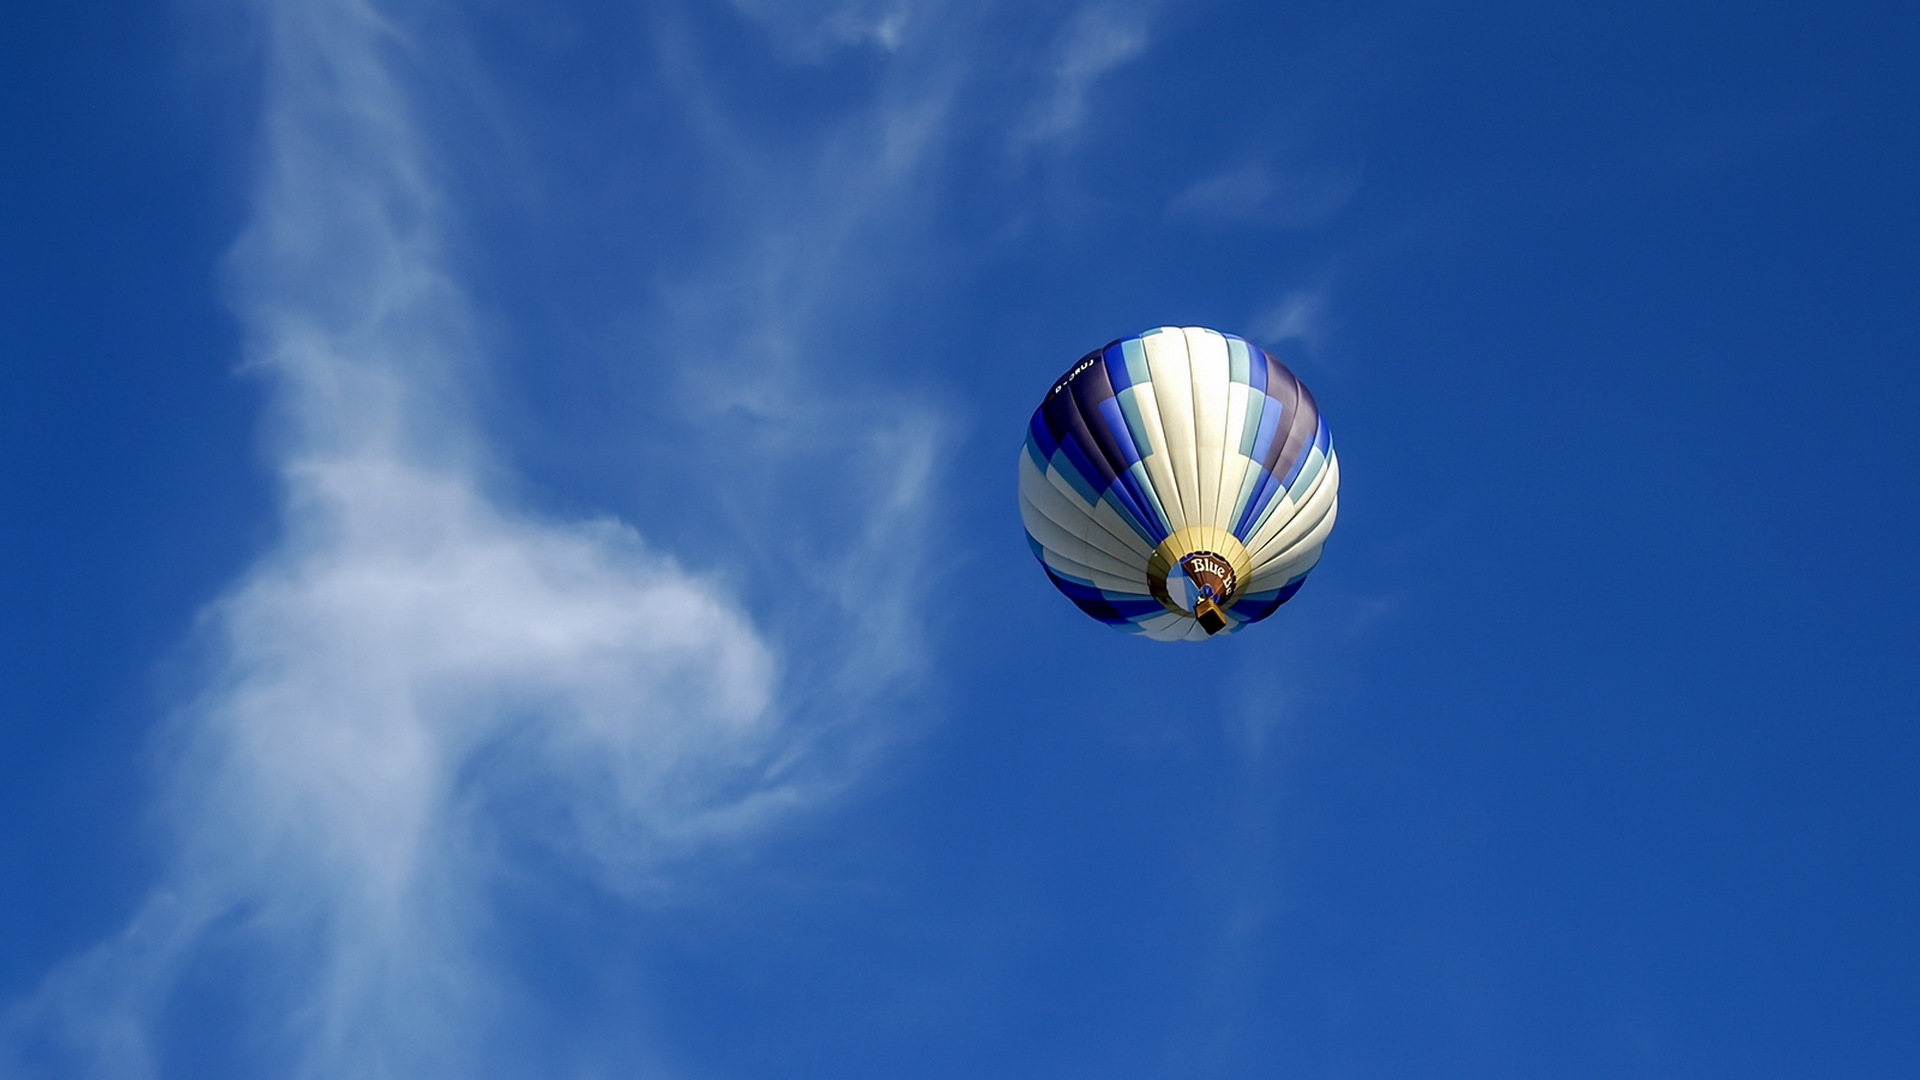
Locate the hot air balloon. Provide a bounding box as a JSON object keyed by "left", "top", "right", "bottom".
{"left": 1019, "top": 326, "right": 1339, "bottom": 641}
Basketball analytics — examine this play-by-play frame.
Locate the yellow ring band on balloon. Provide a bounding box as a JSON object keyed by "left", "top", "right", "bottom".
{"left": 1145, "top": 527, "right": 1253, "bottom": 615}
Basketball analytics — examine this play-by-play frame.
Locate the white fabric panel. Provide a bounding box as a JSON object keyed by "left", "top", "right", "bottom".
{"left": 1290, "top": 442, "right": 1327, "bottom": 504}
{"left": 1028, "top": 455, "right": 1154, "bottom": 560}
{"left": 1217, "top": 383, "right": 1254, "bottom": 534}
{"left": 1141, "top": 329, "right": 1199, "bottom": 531}
{"left": 1247, "top": 455, "right": 1340, "bottom": 577}
{"left": 1019, "top": 469, "right": 1139, "bottom": 572}
{"left": 1034, "top": 546, "right": 1155, "bottom": 596}
{"left": 1136, "top": 612, "right": 1192, "bottom": 641}
{"left": 1017, "top": 490, "right": 1152, "bottom": 590}
{"left": 1244, "top": 450, "right": 1339, "bottom": 567}
{"left": 1246, "top": 541, "right": 1325, "bottom": 595}
{"left": 1023, "top": 476, "right": 1151, "bottom": 568}
{"left": 1242, "top": 443, "right": 1317, "bottom": 548}
{"left": 1036, "top": 453, "right": 1152, "bottom": 557}
{"left": 1246, "top": 471, "right": 1337, "bottom": 577}
{"left": 1245, "top": 479, "right": 1338, "bottom": 589}
{"left": 1183, "top": 327, "right": 1231, "bottom": 530}
{"left": 1122, "top": 461, "right": 1171, "bottom": 538}
{"left": 1122, "top": 382, "right": 1186, "bottom": 534}
{"left": 1089, "top": 495, "right": 1156, "bottom": 557}
{"left": 1227, "top": 388, "right": 1270, "bottom": 524}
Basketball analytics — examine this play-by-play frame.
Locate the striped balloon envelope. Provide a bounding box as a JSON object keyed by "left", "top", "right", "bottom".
{"left": 1018, "top": 326, "right": 1339, "bottom": 641}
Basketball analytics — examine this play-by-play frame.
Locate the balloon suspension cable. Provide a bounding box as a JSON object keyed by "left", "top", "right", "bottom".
{"left": 1193, "top": 595, "right": 1228, "bottom": 635}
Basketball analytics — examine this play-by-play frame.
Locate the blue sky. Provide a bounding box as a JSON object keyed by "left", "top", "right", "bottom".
{"left": 3, "top": 0, "right": 1917, "bottom": 1076}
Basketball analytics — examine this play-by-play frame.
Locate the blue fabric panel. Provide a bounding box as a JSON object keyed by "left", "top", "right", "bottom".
{"left": 1229, "top": 460, "right": 1265, "bottom": 532}
{"left": 1120, "top": 337, "right": 1151, "bottom": 389}
{"left": 1125, "top": 461, "right": 1173, "bottom": 541}
{"left": 1291, "top": 446, "right": 1324, "bottom": 503}
{"left": 1041, "top": 408, "right": 1107, "bottom": 497}
{"left": 1026, "top": 533, "right": 1048, "bottom": 563}
{"left": 1023, "top": 431, "right": 1048, "bottom": 471}
{"left": 1226, "top": 336, "right": 1251, "bottom": 385}
{"left": 1026, "top": 411, "right": 1059, "bottom": 462}
{"left": 1225, "top": 383, "right": 1269, "bottom": 529}
{"left": 1097, "top": 477, "right": 1159, "bottom": 547}
{"left": 1100, "top": 488, "right": 1161, "bottom": 546}
{"left": 1236, "top": 349, "right": 1326, "bottom": 535}
{"left": 1258, "top": 351, "right": 1305, "bottom": 479}
{"left": 1062, "top": 357, "right": 1164, "bottom": 539}
{"left": 1284, "top": 419, "right": 1332, "bottom": 500}
{"left": 1226, "top": 576, "right": 1309, "bottom": 624}
{"left": 1116, "top": 388, "right": 1155, "bottom": 459}
{"left": 1092, "top": 397, "right": 1165, "bottom": 539}
{"left": 1034, "top": 351, "right": 1168, "bottom": 545}
{"left": 1300, "top": 416, "right": 1332, "bottom": 485}
{"left": 1233, "top": 395, "right": 1288, "bottom": 536}
{"left": 1093, "top": 480, "right": 1158, "bottom": 549}
{"left": 1240, "top": 417, "right": 1316, "bottom": 539}
{"left": 1100, "top": 339, "right": 1134, "bottom": 394}
{"left": 1046, "top": 346, "right": 1104, "bottom": 398}
{"left": 1046, "top": 448, "right": 1103, "bottom": 507}
{"left": 1247, "top": 388, "right": 1286, "bottom": 466}
{"left": 1068, "top": 363, "right": 1143, "bottom": 510}
{"left": 1049, "top": 346, "right": 1173, "bottom": 544}
{"left": 1246, "top": 340, "right": 1269, "bottom": 394}
{"left": 1276, "top": 379, "right": 1326, "bottom": 490}
{"left": 1040, "top": 562, "right": 1098, "bottom": 590}
{"left": 1115, "top": 387, "right": 1173, "bottom": 538}
{"left": 1045, "top": 568, "right": 1164, "bottom": 625}
{"left": 1039, "top": 387, "right": 1118, "bottom": 504}
{"left": 1234, "top": 467, "right": 1279, "bottom": 540}
{"left": 1237, "top": 377, "right": 1266, "bottom": 458}
{"left": 1093, "top": 396, "right": 1141, "bottom": 468}
{"left": 1262, "top": 360, "right": 1321, "bottom": 505}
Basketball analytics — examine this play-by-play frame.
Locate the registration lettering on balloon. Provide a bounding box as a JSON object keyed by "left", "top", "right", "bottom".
{"left": 1048, "top": 350, "right": 1100, "bottom": 397}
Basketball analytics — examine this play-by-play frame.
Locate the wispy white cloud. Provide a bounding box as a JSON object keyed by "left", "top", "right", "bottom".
{"left": 1249, "top": 289, "right": 1334, "bottom": 356}
{"left": 724, "top": 0, "right": 913, "bottom": 59}
{"left": 1168, "top": 161, "right": 1362, "bottom": 228}
{"left": 1016, "top": 1, "right": 1154, "bottom": 149}
{"left": 629, "top": 3, "right": 967, "bottom": 739}
{"left": 3, "top": 0, "right": 943, "bottom": 1074}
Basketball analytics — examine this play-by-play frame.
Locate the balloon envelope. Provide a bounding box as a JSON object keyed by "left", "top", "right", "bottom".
{"left": 1019, "top": 326, "right": 1339, "bottom": 641}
